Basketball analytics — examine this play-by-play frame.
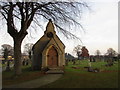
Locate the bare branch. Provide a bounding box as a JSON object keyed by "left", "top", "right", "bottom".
{"left": 54, "top": 23, "right": 83, "bottom": 44}
{"left": 33, "top": 16, "right": 44, "bottom": 30}
{"left": 0, "top": 11, "right": 7, "bottom": 20}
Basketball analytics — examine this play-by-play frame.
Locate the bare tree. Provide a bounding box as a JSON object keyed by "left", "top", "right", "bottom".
{"left": 1, "top": 44, "right": 13, "bottom": 60}
{"left": 24, "top": 43, "right": 33, "bottom": 60}
{"left": 0, "top": 1, "right": 89, "bottom": 75}
{"left": 73, "top": 45, "right": 82, "bottom": 60}
{"left": 106, "top": 48, "right": 117, "bottom": 57}
{"left": 105, "top": 48, "right": 117, "bottom": 66}
{"left": 1, "top": 44, "right": 13, "bottom": 71}
{"left": 94, "top": 50, "right": 101, "bottom": 61}
{"left": 95, "top": 50, "right": 101, "bottom": 56}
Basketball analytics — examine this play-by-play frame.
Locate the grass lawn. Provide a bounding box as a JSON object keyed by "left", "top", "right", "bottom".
{"left": 2, "top": 65, "right": 46, "bottom": 86}
{"left": 2, "top": 60, "right": 119, "bottom": 88}
{"left": 1, "top": 61, "right": 13, "bottom": 68}
{"left": 40, "top": 60, "right": 119, "bottom": 88}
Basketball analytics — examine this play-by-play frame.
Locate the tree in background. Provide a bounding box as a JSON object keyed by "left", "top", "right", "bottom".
{"left": 24, "top": 43, "right": 33, "bottom": 61}
{"left": 81, "top": 46, "right": 89, "bottom": 59}
{"left": 73, "top": 45, "right": 82, "bottom": 64}
{"left": 0, "top": 1, "right": 89, "bottom": 75}
{"left": 73, "top": 45, "right": 82, "bottom": 60}
{"left": 95, "top": 50, "right": 101, "bottom": 56}
{"left": 95, "top": 50, "right": 101, "bottom": 61}
{"left": 105, "top": 48, "right": 117, "bottom": 65}
{"left": 1, "top": 44, "right": 14, "bottom": 60}
{"left": 1, "top": 44, "right": 13, "bottom": 71}
{"left": 106, "top": 48, "right": 117, "bottom": 57}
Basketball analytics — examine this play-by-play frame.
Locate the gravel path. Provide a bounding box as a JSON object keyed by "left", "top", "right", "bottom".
{"left": 3, "top": 74, "right": 63, "bottom": 88}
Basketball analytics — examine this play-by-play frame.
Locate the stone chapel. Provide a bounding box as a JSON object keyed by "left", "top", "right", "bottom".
{"left": 32, "top": 19, "right": 65, "bottom": 71}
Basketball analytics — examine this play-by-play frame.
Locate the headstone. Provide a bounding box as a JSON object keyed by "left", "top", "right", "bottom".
{"left": 73, "top": 60, "right": 76, "bottom": 65}
{"left": 88, "top": 67, "right": 94, "bottom": 72}
{"left": 93, "top": 57, "right": 96, "bottom": 62}
{"left": 94, "top": 68, "right": 100, "bottom": 72}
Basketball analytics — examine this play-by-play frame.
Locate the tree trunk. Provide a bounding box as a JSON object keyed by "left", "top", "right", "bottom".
{"left": 6, "top": 61, "right": 11, "bottom": 71}
{"left": 14, "top": 39, "right": 22, "bottom": 76}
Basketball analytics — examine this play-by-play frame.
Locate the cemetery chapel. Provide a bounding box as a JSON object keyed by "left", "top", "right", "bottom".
{"left": 32, "top": 19, "right": 65, "bottom": 70}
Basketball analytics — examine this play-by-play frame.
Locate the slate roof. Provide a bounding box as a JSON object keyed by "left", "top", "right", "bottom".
{"left": 32, "top": 35, "right": 50, "bottom": 53}
{"left": 32, "top": 20, "right": 65, "bottom": 53}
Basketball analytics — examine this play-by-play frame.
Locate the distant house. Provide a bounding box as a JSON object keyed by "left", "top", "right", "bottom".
{"left": 32, "top": 19, "right": 65, "bottom": 70}
{"left": 65, "top": 53, "right": 75, "bottom": 60}
{"left": 22, "top": 53, "right": 29, "bottom": 60}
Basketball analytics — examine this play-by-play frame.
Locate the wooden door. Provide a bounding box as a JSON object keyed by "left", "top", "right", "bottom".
{"left": 47, "top": 46, "right": 58, "bottom": 67}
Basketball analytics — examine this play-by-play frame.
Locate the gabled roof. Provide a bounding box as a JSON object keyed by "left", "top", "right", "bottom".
{"left": 55, "top": 34, "right": 65, "bottom": 48}
{"left": 32, "top": 19, "right": 65, "bottom": 53}
{"left": 42, "top": 37, "right": 63, "bottom": 54}
{"left": 32, "top": 35, "right": 50, "bottom": 53}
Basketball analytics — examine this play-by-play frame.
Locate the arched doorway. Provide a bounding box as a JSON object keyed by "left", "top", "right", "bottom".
{"left": 47, "top": 46, "right": 58, "bottom": 67}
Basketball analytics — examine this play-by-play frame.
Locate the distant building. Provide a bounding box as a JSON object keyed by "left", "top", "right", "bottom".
{"left": 81, "top": 46, "right": 89, "bottom": 59}
{"left": 65, "top": 53, "right": 75, "bottom": 60}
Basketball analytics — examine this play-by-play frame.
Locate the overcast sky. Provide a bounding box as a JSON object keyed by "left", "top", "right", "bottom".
{"left": 0, "top": 0, "right": 119, "bottom": 56}
{"left": 62, "top": 0, "right": 118, "bottom": 56}
{"left": 75, "top": 0, "right": 118, "bottom": 55}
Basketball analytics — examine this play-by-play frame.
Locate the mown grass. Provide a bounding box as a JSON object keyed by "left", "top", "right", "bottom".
{"left": 40, "top": 60, "right": 119, "bottom": 88}
{"left": 40, "top": 71, "right": 118, "bottom": 88}
{"left": 2, "top": 60, "right": 119, "bottom": 88}
{"left": 2, "top": 65, "right": 46, "bottom": 86}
